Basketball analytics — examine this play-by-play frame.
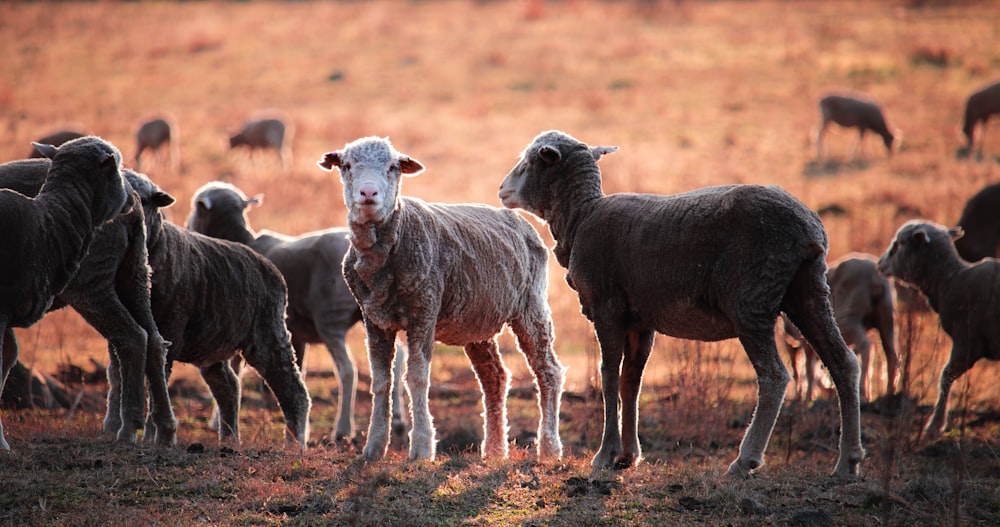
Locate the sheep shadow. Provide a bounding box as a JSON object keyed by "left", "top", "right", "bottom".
{"left": 802, "top": 159, "right": 871, "bottom": 178}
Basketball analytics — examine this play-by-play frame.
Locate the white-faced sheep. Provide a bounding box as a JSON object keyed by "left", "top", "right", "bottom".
{"left": 0, "top": 136, "right": 131, "bottom": 450}
{"left": 878, "top": 220, "right": 1000, "bottom": 438}
{"left": 816, "top": 94, "right": 899, "bottom": 160}
{"left": 135, "top": 117, "right": 179, "bottom": 173}
{"left": 229, "top": 117, "right": 293, "bottom": 172}
{"left": 960, "top": 80, "right": 1000, "bottom": 158}
{"left": 0, "top": 159, "right": 177, "bottom": 446}
{"left": 498, "top": 130, "right": 864, "bottom": 478}
{"left": 123, "top": 170, "right": 310, "bottom": 447}
{"left": 186, "top": 181, "right": 407, "bottom": 442}
{"left": 28, "top": 129, "right": 87, "bottom": 158}
{"left": 779, "top": 253, "right": 898, "bottom": 402}
{"left": 317, "top": 136, "right": 565, "bottom": 462}
{"left": 952, "top": 182, "right": 1000, "bottom": 263}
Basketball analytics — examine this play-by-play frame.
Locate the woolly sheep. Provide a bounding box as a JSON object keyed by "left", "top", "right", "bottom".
{"left": 779, "top": 253, "right": 898, "bottom": 402}
{"left": 952, "top": 182, "right": 1000, "bottom": 262}
{"left": 318, "top": 136, "right": 565, "bottom": 462}
{"left": 877, "top": 220, "right": 1000, "bottom": 438}
{"left": 28, "top": 129, "right": 86, "bottom": 158}
{"left": 0, "top": 136, "right": 131, "bottom": 450}
{"left": 498, "top": 130, "right": 864, "bottom": 478}
{"left": 134, "top": 117, "right": 179, "bottom": 173}
{"left": 229, "top": 117, "right": 293, "bottom": 172}
{"left": 0, "top": 159, "right": 177, "bottom": 446}
{"left": 816, "top": 94, "right": 898, "bottom": 160}
{"left": 123, "top": 170, "right": 310, "bottom": 447}
{"left": 960, "top": 80, "right": 1000, "bottom": 157}
{"left": 186, "top": 181, "right": 407, "bottom": 442}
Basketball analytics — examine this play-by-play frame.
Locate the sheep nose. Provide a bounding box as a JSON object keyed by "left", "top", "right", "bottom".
{"left": 357, "top": 182, "right": 380, "bottom": 203}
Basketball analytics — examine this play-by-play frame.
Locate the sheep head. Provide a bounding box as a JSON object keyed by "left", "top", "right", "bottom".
{"left": 36, "top": 135, "right": 131, "bottom": 224}
{"left": 317, "top": 136, "right": 424, "bottom": 226}
{"left": 186, "top": 181, "right": 260, "bottom": 235}
{"left": 877, "top": 220, "right": 963, "bottom": 286}
{"left": 498, "top": 130, "right": 616, "bottom": 221}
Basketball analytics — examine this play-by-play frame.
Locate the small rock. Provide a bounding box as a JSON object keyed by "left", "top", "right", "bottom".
{"left": 739, "top": 496, "right": 768, "bottom": 516}
{"left": 791, "top": 509, "right": 834, "bottom": 526}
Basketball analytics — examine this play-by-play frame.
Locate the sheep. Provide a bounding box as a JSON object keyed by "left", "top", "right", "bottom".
{"left": 498, "top": 130, "right": 864, "bottom": 478}
{"left": 0, "top": 158, "right": 177, "bottom": 446}
{"left": 185, "top": 181, "right": 407, "bottom": 442}
{"left": 815, "top": 94, "right": 898, "bottom": 160}
{"left": 122, "top": 170, "right": 310, "bottom": 447}
{"left": 960, "top": 80, "right": 1000, "bottom": 158}
{"left": 0, "top": 135, "right": 131, "bottom": 450}
{"left": 229, "top": 117, "right": 293, "bottom": 172}
{"left": 317, "top": 136, "right": 565, "bottom": 462}
{"left": 778, "top": 253, "right": 898, "bottom": 402}
{"left": 952, "top": 182, "right": 1000, "bottom": 263}
{"left": 28, "top": 129, "right": 86, "bottom": 158}
{"left": 877, "top": 220, "right": 1000, "bottom": 439}
{"left": 134, "top": 117, "right": 179, "bottom": 173}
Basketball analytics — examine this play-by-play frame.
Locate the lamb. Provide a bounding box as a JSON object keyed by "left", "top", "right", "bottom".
{"left": 0, "top": 159, "right": 177, "bottom": 446}
{"left": 317, "top": 136, "right": 565, "bottom": 462}
{"left": 815, "top": 94, "right": 898, "bottom": 160}
{"left": 952, "top": 182, "right": 1000, "bottom": 262}
{"left": 134, "top": 117, "right": 179, "bottom": 173}
{"left": 28, "top": 129, "right": 86, "bottom": 158}
{"left": 779, "top": 253, "right": 898, "bottom": 402}
{"left": 877, "top": 220, "right": 1000, "bottom": 438}
{"left": 186, "top": 181, "right": 407, "bottom": 442}
{"left": 0, "top": 136, "right": 131, "bottom": 450}
{"left": 960, "top": 80, "right": 1000, "bottom": 158}
{"left": 498, "top": 130, "right": 864, "bottom": 478}
{"left": 229, "top": 117, "right": 293, "bottom": 172}
{"left": 122, "top": 170, "right": 310, "bottom": 447}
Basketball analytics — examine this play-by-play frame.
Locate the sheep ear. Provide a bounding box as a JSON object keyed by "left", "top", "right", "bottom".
{"left": 400, "top": 156, "right": 425, "bottom": 176}
{"left": 590, "top": 145, "right": 619, "bottom": 161}
{"left": 911, "top": 227, "right": 930, "bottom": 245}
{"left": 317, "top": 151, "right": 342, "bottom": 171}
{"left": 246, "top": 194, "right": 263, "bottom": 208}
{"left": 196, "top": 196, "right": 212, "bottom": 211}
{"left": 949, "top": 226, "right": 965, "bottom": 241}
{"left": 32, "top": 142, "right": 58, "bottom": 159}
{"left": 152, "top": 190, "right": 176, "bottom": 208}
{"left": 538, "top": 145, "right": 561, "bottom": 165}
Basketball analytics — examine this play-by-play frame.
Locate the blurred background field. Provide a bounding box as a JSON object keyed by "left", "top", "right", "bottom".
{"left": 2, "top": 2, "right": 1000, "bottom": 524}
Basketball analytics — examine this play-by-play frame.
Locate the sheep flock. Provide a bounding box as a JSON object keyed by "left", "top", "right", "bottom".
{"left": 3, "top": 78, "right": 1000, "bottom": 486}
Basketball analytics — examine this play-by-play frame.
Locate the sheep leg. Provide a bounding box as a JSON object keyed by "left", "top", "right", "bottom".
{"left": 465, "top": 340, "right": 511, "bottom": 458}
{"left": 841, "top": 326, "right": 872, "bottom": 401}
{"left": 316, "top": 329, "right": 357, "bottom": 442}
{"left": 144, "top": 334, "right": 176, "bottom": 445}
{"left": 199, "top": 361, "right": 242, "bottom": 443}
{"left": 361, "top": 326, "right": 398, "bottom": 460}
{"left": 104, "top": 344, "right": 124, "bottom": 436}
{"left": 591, "top": 321, "right": 626, "bottom": 469}
{"left": 727, "top": 330, "right": 791, "bottom": 478}
{"left": 208, "top": 356, "right": 243, "bottom": 433}
{"left": 804, "top": 345, "right": 819, "bottom": 402}
{"left": 242, "top": 340, "right": 311, "bottom": 449}
{"left": 878, "top": 316, "right": 899, "bottom": 396}
{"left": 925, "top": 346, "right": 976, "bottom": 439}
{"left": 391, "top": 342, "right": 408, "bottom": 440}
{"left": 403, "top": 330, "right": 435, "bottom": 461}
{"left": 851, "top": 129, "right": 865, "bottom": 160}
{"left": 814, "top": 121, "right": 829, "bottom": 160}
{"left": 0, "top": 326, "right": 18, "bottom": 450}
{"left": 619, "top": 329, "right": 654, "bottom": 468}
{"left": 510, "top": 312, "right": 564, "bottom": 460}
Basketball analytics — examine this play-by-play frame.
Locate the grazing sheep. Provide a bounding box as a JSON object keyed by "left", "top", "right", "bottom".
{"left": 186, "top": 181, "right": 408, "bottom": 442}
{"left": 123, "top": 170, "right": 310, "bottom": 447}
{"left": 952, "top": 182, "right": 1000, "bottom": 263}
{"left": 318, "top": 136, "right": 565, "bottom": 462}
{"left": 498, "top": 130, "right": 864, "bottom": 478}
{"left": 0, "top": 159, "right": 177, "bottom": 446}
{"left": 960, "top": 80, "right": 1000, "bottom": 157}
{"left": 779, "top": 253, "right": 898, "bottom": 402}
{"left": 816, "top": 94, "right": 898, "bottom": 160}
{"left": 28, "top": 129, "right": 86, "bottom": 158}
{"left": 878, "top": 220, "right": 1000, "bottom": 438}
{"left": 134, "top": 117, "right": 179, "bottom": 173}
{"left": 229, "top": 117, "right": 293, "bottom": 172}
{"left": 0, "top": 136, "right": 131, "bottom": 450}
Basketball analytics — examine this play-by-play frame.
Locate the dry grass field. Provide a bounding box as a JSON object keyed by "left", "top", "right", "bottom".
{"left": 2, "top": 0, "right": 1000, "bottom": 525}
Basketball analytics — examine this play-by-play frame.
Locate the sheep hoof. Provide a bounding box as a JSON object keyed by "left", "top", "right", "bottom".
{"left": 727, "top": 457, "right": 762, "bottom": 479}
{"left": 613, "top": 453, "right": 639, "bottom": 470}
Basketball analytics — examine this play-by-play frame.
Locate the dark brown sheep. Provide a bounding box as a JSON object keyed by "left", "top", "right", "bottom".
{"left": 134, "top": 117, "right": 179, "bottom": 173}
{"left": 229, "top": 117, "right": 293, "bottom": 172}
{"left": 816, "top": 94, "right": 898, "bottom": 160}
{"left": 499, "top": 130, "right": 863, "bottom": 478}
{"left": 961, "top": 81, "right": 1000, "bottom": 157}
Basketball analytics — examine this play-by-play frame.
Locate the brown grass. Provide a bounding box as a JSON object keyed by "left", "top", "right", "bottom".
{"left": 3, "top": 1, "right": 1000, "bottom": 525}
